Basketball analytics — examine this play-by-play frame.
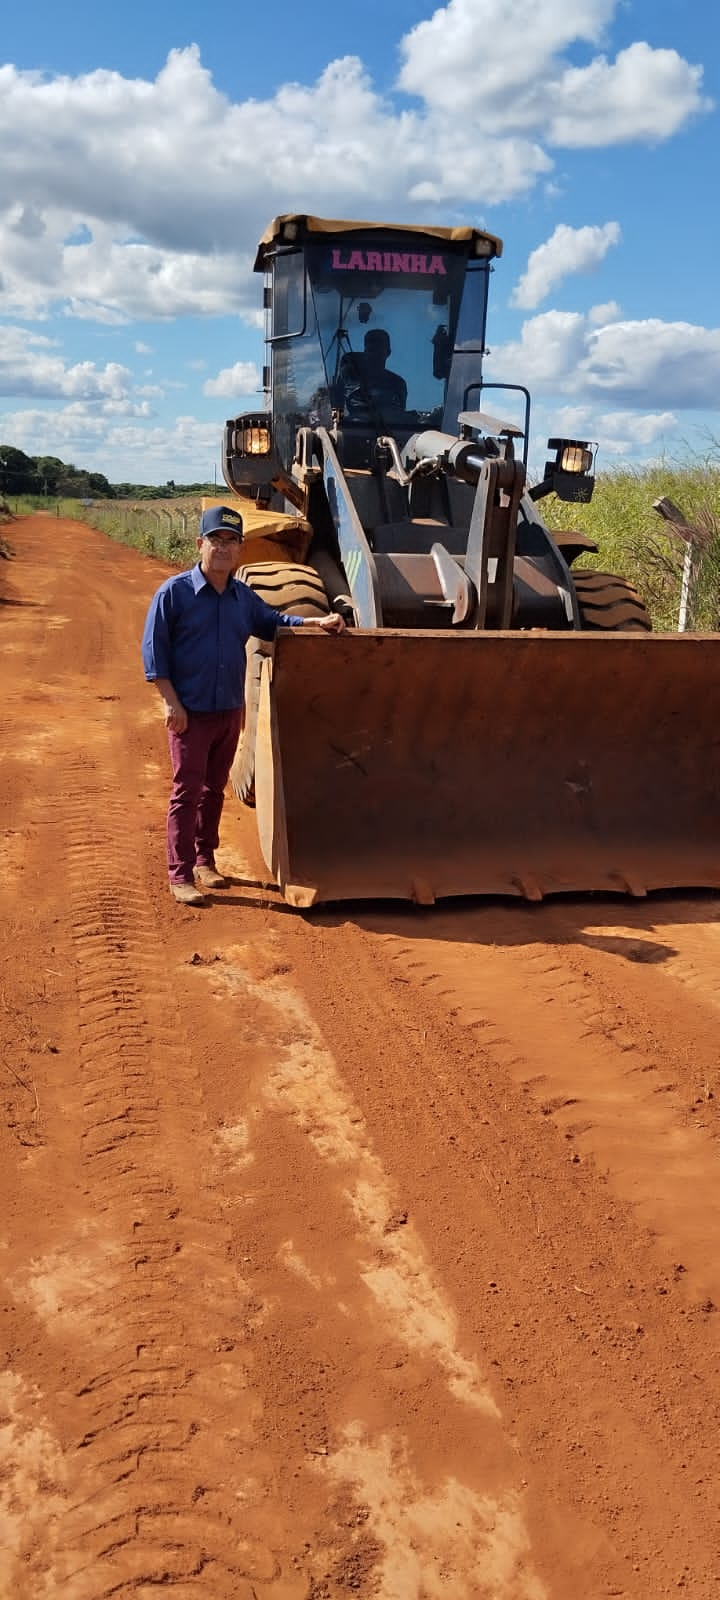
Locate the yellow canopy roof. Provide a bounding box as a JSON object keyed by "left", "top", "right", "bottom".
{"left": 254, "top": 214, "right": 502, "bottom": 270}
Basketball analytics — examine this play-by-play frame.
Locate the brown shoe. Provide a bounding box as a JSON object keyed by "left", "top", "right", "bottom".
{"left": 170, "top": 881, "right": 207, "bottom": 906}
{"left": 194, "top": 865, "right": 229, "bottom": 889}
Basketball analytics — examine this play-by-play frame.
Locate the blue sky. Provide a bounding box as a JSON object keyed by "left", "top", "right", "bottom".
{"left": 1, "top": 0, "right": 719, "bottom": 484}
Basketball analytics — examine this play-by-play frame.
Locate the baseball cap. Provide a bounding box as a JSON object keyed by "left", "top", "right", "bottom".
{"left": 199, "top": 505, "right": 244, "bottom": 539}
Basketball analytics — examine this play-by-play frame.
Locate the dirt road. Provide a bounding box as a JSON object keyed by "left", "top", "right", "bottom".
{"left": 1, "top": 513, "right": 719, "bottom": 1600}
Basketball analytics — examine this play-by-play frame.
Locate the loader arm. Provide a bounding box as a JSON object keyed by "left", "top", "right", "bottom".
{"left": 315, "top": 427, "right": 382, "bottom": 627}
{"left": 464, "top": 455, "right": 526, "bottom": 628}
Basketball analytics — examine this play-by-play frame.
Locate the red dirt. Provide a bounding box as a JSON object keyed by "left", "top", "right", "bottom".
{"left": 1, "top": 512, "right": 719, "bottom": 1600}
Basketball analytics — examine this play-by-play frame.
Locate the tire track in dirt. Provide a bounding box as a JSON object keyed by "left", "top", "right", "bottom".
{"left": 373, "top": 899, "right": 720, "bottom": 1296}
{"left": 3, "top": 779, "right": 551, "bottom": 1600}
{"left": 6, "top": 765, "right": 266, "bottom": 1600}
{"left": 183, "top": 930, "right": 548, "bottom": 1600}
{"left": 280, "top": 901, "right": 720, "bottom": 1597}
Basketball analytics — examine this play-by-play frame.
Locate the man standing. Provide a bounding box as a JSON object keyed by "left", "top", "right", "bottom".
{"left": 142, "top": 504, "right": 345, "bottom": 905}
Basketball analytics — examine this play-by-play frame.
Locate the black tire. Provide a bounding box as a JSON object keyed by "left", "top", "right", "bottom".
{"left": 572, "top": 569, "right": 652, "bottom": 632}
{"left": 237, "top": 560, "right": 330, "bottom": 618}
{"left": 230, "top": 562, "right": 330, "bottom": 805}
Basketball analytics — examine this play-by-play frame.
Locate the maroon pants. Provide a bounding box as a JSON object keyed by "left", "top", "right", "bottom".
{"left": 166, "top": 709, "right": 242, "bottom": 885}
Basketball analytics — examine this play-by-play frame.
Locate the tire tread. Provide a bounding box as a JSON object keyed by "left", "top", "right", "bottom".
{"left": 573, "top": 568, "right": 652, "bottom": 632}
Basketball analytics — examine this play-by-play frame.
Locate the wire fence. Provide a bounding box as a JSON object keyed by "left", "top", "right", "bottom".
{"left": 70, "top": 500, "right": 203, "bottom": 565}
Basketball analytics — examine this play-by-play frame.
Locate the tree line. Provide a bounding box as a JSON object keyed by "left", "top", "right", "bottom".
{"left": 0, "top": 445, "right": 213, "bottom": 500}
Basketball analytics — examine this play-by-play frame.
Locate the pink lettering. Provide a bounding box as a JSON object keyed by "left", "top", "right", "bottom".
{"left": 330, "top": 248, "right": 450, "bottom": 276}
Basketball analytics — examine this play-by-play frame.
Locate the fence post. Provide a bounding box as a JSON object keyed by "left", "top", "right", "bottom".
{"left": 652, "top": 497, "right": 706, "bottom": 632}
{"left": 678, "top": 545, "right": 694, "bottom": 632}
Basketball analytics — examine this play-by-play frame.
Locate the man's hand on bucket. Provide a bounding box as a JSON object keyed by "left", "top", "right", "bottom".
{"left": 303, "top": 612, "right": 347, "bottom": 634}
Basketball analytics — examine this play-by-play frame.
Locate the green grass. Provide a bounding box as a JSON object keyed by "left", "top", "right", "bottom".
{"left": 1, "top": 493, "right": 95, "bottom": 522}
{"left": 66, "top": 497, "right": 201, "bottom": 565}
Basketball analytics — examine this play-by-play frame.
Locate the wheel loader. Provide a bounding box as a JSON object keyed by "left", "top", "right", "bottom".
{"left": 218, "top": 213, "right": 720, "bottom": 907}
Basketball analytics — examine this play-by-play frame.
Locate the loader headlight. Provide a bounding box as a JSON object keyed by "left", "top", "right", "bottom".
{"left": 545, "top": 437, "right": 596, "bottom": 503}
{"left": 558, "top": 443, "right": 594, "bottom": 475}
{"left": 239, "top": 422, "right": 272, "bottom": 456}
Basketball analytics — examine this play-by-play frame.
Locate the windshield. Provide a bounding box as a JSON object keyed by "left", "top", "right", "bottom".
{"left": 306, "top": 234, "right": 468, "bottom": 431}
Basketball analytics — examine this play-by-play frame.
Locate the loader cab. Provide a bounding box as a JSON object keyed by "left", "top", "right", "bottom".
{"left": 235, "top": 215, "right": 502, "bottom": 480}
{"left": 272, "top": 212, "right": 499, "bottom": 467}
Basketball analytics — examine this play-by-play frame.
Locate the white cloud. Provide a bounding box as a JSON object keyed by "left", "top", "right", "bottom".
{"left": 0, "top": 11, "right": 710, "bottom": 325}
{"left": 541, "top": 403, "right": 677, "bottom": 451}
{"left": 0, "top": 222, "right": 258, "bottom": 324}
{"left": 548, "top": 42, "right": 710, "bottom": 146}
{"left": 537, "top": 403, "right": 595, "bottom": 438}
{"left": 399, "top": 0, "right": 709, "bottom": 140}
{"left": 588, "top": 301, "right": 621, "bottom": 326}
{"left": 0, "top": 404, "right": 221, "bottom": 483}
{"left": 586, "top": 320, "right": 720, "bottom": 408}
{"left": 490, "top": 309, "right": 589, "bottom": 387}
{"left": 203, "top": 361, "right": 261, "bottom": 399}
{"left": 399, "top": 0, "right": 615, "bottom": 111}
{"left": 511, "top": 222, "right": 621, "bottom": 309}
{"left": 0, "top": 325, "right": 134, "bottom": 403}
{"left": 595, "top": 409, "right": 677, "bottom": 454}
{"left": 488, "top": 311, "right": 720, "bottom": 409}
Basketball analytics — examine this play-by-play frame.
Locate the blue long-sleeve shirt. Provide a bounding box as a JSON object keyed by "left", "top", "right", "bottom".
{"left": 141, "top": 563, "right": 304, "bottom": 712}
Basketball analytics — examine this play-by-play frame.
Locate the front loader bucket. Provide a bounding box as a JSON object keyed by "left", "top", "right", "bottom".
{"left": 253, "top": 630, "right": 720, "bottom": 907}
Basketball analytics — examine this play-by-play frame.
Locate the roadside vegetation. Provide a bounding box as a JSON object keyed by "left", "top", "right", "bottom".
{"left": 71, "top": 495, "right": 203, "bottom": 564}
{"left": 543, "top": 453, "right": 720, "bottom": 630}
